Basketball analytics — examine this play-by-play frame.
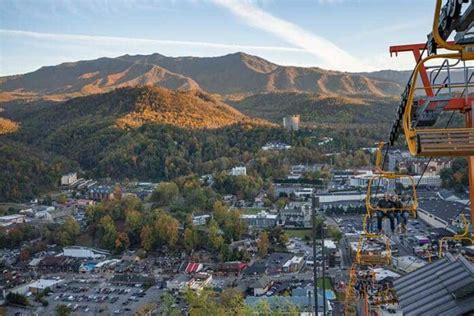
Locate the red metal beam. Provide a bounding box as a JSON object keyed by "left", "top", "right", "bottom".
{"left": 466, "top": 111, "right": 474, "bottom": 230}
{"left": 416, "top": 97, "right": 474, "bottom": 111}
{"left": 389, "top": 41, "right": 456, "bottom": 55}
{"left": 389, "top": 43, "right": 429, "bottom": 56}
{"left": 390, "top": 43, "right": 434, "bottom": 97}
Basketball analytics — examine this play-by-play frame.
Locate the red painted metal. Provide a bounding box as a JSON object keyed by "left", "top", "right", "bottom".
{"left": 466, "top": 111, "right": 474, "bottom": 230}
{"left": 390, "top": 43, "right": 434, "bottom": 96}
{"left": 415, "top": 97, "right": 474, "bottom": 111}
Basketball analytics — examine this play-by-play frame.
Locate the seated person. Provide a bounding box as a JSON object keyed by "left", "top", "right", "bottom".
{"left": 376, "top": 193, "right": 395, "bottom": 233}
{"left": 392, "top": 194, "right": 409, "bottom": 233}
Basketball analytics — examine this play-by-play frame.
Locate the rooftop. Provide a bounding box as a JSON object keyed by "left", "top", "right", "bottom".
{"left": 418, "top": 198, "right": 470, "bottom": 223}
{"left": 0, "top": 214, "right": 25, "bottom": 220}
{"left": 250, "top": 276, "right": 272, "bottom": 289}
{"left": 29, "top": 278, "right": 63, "bottom": 289}
{"left": 393, "top": 254, "right": 474, "bottom": 316}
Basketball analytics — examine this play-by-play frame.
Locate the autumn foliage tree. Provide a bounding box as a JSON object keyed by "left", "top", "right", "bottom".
{"left": 115, "top": 232, "right": 130, "bottom": 252}
{"left": 150, "top": 182, "right": 179, "bottom": 206}
{"left": 208, "top": 219, "right": 224, "bottom": 251}
{"left": 154, "top": 211, "right": 179, "bottom": 247}
{"left": 56, "top": 216, "right": 80, "bottom": 246}
{"left": 257, "top": 231, "right": 269, "bottom": 257}
{"left": 140, "top": 225, "right": 155, "bottom": 251}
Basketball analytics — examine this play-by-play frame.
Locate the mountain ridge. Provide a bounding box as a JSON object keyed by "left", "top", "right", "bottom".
{"left": 0, "top": 52, "right": 406, "bottom": 101}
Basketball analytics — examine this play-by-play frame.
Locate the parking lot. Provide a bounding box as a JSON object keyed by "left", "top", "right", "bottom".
{"left": 14, "top": 277, "right": 166, "bottom": 316}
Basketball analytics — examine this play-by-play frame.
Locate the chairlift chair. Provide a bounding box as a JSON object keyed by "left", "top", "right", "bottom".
{"left": 401, "top": 0, "right": 474, "bottom": 156}
{"left": 438, "top": 214, "right": 473, "bottom": 257}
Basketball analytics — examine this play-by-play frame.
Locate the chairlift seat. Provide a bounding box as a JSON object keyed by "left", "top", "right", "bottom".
{"left": 416, "top": 128, "right": 474, "bottom": 156}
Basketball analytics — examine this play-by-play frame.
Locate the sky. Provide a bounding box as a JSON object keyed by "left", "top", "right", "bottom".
{"left": 0, "top": 0, "right": 436, "bottom": 76}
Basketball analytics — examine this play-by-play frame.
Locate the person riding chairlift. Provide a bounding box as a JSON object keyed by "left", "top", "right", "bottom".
{"left": 376, "top": 193, "right": 395, "bottom": 233}
{"left": 392, "top": 194, "right": 409, "bottom": 233}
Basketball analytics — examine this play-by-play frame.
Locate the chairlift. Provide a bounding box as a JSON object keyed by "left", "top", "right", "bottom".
{"left": 438, "top": 214, "right": 473, "bottom": 257}
{"left": 366, "top": 143, "right": 418, "bottom": 218}
{"left": 400, "top": 0, "right": 474, "bottom": 156}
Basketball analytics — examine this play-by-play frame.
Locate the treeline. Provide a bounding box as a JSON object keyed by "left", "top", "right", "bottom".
{"left": 84, "top": 181, "right": 248, "bottom": 261}
{"left": 1, "top": 86, "right": 377, "bottom": 202}
{"left": 440, "top": 158, "right": 468, "bottom": 193}
{"left": 0, "top": 216, "right": 79, "bottom": 249}
{"left": 1, "top": 86, "right": 299, "bottom": 201}
{"left": 162, "top": 288, "right": 300, "bottom": 316}
{"left": 325, "top": 205, "right": 366, "bottom": 215}
{"left": 0, "top": 141, "right": 77, "bottom": 202}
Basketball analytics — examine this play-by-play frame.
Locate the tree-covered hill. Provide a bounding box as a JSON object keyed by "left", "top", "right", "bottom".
{"left": 0, "top": 86, "right": 287, "bottom": 201}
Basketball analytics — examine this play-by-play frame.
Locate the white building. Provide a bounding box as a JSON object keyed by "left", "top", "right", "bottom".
{"left": 63, "top": 246, "right": 109, "bottom": 259}
{"left": 0, "top": 214, "right": 27, "bottom": 227}
{"left": 187, "top": 273, "right": 212, "bottom": 291}
{"left": 348, "top": 170, "right": 391, "bottom": 188}
{"left": 400, "top": 175, "right": 441, "bottom": 187}
{"left": 282, "top": 256, "right": 305, "bottom": 272}
{"left": 193, "top": 215, "right": 211, "bottom": 226}
{"left": 250, "top": 276, "right": 273, "bottom": 296}
{"left": 323, "top": 239, "right": 337, "bottom": 250}
{"left": 61, "top": 172, "right": 78, "bottom": 186}
{"left": 10, "top": 278, "right": 64, "bottom": 295}
{"left": 262, "top": 142, "right": 291, "bottom": 151}
{"left": 412, "top": 159, "right": 452, "bottom": 175}
{"left": 241, "top": 211, "right": 278, "bottom": 228}
{"left": 283, "top": 115, "right": 300, "bottom": 131}
{"left": 318, "top": 137, "right": 333, "bottom": 146}
{"left": 316, "top": 192, "right": 366, "bottom": 203}
{"left": 294, "top": 188, "right": 314, "bottom": 198}
{"left": 230, "top": 166, "right": 247, "bottom": 176}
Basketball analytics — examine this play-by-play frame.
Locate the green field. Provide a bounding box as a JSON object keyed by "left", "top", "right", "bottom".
{"left": 284, "top": 229, "right": 313, "bottom": 239}
{"left": 241, "top": 208, "right": 265, "bottom": 215}
{"left": 316, "top": 277, "right": 333, "bottom": 290}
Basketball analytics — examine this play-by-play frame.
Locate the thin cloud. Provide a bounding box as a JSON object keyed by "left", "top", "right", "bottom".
{"left": 317, "top": 0, "right": 344, "bottom": 4}
{"left": 0, "top": 29, "right": 305, "bottom": 53}
{"left": 211, "top": 0, "right": 371, "bottom": 71}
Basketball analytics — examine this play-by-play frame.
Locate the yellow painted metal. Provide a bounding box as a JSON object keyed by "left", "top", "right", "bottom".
{"left": 344, "top": 264, "right": 359, "bottom": 316}
{"left": 438, "top": 214, "right": 473, "bottom": 257}
{"left": 401, "top": 0, "right": 474, "bottom": 157}
{"left": 368, "top": 143, "right": 418, "bottom": 216}
{"left": 374, "top": 142, "right": 386, "bottom": 172}
{"left": 403, "top": 53, "right": 464, "bottom": 156}
{"left": 355, "top": 233, "right": 392, "bottom": 266}
{"left": 432, "top": 0, "right": 465, "bottom": 53}
{"left": 365, "top": 173, "right": 418, "bottom": 217}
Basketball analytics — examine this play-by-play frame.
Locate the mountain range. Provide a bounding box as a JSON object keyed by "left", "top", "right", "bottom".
{"left": 0, "top": 52, "right": 407, "bottom": 102}
{"left": 0, "top": 52, "right": 409, "bottom": 201}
